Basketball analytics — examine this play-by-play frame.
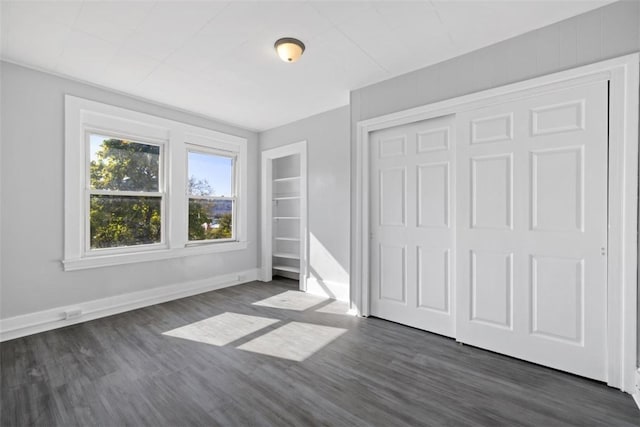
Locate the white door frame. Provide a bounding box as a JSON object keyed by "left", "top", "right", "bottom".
{"left": 261, "top": 141, "right": 308, "bottom": 291}
{"left": 353, "top": 53, "right": 639, "bottom": 393}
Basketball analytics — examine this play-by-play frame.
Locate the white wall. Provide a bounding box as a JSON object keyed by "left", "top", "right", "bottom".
{"left": 260, "top": 106, "right": 350, "bottom": 301}
{"left": 0, "top": 61, "right": 259, "bottom": 320}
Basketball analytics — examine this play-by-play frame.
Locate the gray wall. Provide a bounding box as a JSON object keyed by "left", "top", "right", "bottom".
{"left": 0, "top": 61, "right": 259, "bottom": 319}
{"left": 351, "top": 0, "right": 639, "bottom": 123}
{"left": 350, "top": 0, "right": 640, "bottom": 359}
{"left": 260, "top": 106, "right": 350, "bottom": 300}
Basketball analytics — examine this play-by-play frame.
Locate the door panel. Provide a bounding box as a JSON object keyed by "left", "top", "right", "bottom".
{"left": 471, "top": 154, "right": 513, "bottom": 230}
{"left": 417, "top": 127, "right": 450, "bottom": 152}
{"left": 471, "top": 113, "right": 514, "bottom": 144}
{"left": 379, "top": 168, "right": 406, "bottom": 226}
{"left": 470, "top": 250, "right": 513, "bottom": 329}
{"left": 379, "top": 135, "right": 407, "bottom": 158}
{"left": 531, "top": 147, "right": 583, "bottom": 232}
{"left": 370, "top": 115, "right": 456, "bottom": 337}
{"left": 417, "top": 163, "right": 449, "bottom": 228}
{"left": 379, "top": 244, "right": 406, "bottom": 303}
{"left": 417, "top": 247, "right": 449, "bottom": 312}
{"left": 456, "top": 81, "right": 608, "bottom": 381}
{"left": 530, "top": 255, "right": 584, "bottom": 343}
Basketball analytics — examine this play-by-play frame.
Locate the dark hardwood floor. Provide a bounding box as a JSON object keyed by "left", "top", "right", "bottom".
{"left": 1, "top": 278, "right": 638, "bottom": 426}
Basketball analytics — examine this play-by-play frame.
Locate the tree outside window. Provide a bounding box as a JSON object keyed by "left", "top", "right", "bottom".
{"left": 89, "top": 135, "right": 162, "bottom": 249}
{"left": 187, "top": 151, "right": 235, "bottom": 241}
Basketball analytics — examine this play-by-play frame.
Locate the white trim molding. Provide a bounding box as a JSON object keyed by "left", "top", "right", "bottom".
{"left": 353, "top": 53, "right": 639, "bottom": 393}
{"left": 260, "top": 141, "right": 308, "bottom": 291}
{"left": 64, "top": 95, "right": 249, "bottom": 271}
{"left": 634, "top": 369, "right": 640, "bottom": 410}
{"left": 0, "top": 268, "right": 260, "bottom": 342}
{"left": 62, "top": 241, "right": 249, "bottom": 271}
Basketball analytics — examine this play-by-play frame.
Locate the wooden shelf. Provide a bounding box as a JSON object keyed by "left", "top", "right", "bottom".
{"left": 273, "top": 176, "right": 301, "bottom": 183}
{"left": 274, "top": 237, "right": 300, "bottom": 241}
{"left": 273, "top": 252, "right": 300, "bottom": 260}
{"left": 273, "top": 265, "right": 300, "bottom": 274}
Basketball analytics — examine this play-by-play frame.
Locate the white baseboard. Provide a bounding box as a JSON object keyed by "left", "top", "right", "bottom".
{"left": 0, "top": 268, "right": 260, "bottom": 342}
{"left": 634, "top": 369, "right": 640, "bottom": 410}
{"left": 305, "top": 277, "right": 349, "bottom": 302}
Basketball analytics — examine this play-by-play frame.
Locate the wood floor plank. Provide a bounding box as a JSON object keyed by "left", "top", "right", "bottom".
{"left": 1, "top": 278, "right": 638, "bottom": 426}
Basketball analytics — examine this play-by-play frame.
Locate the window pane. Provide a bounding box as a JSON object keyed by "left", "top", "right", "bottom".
{"left": 188, "top": 151, "right": 233, "bottom": 197}
{"left": 90, "top": 195, "right": 161, "bottom": 249}
{"left": 189, "top": 199, "right": 233, "bottom": 241}
{"left": 90, "top": 134, "right": 160, "bottom": 191}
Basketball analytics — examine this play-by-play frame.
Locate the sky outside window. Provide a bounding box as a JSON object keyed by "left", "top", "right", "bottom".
{"left": 188, "top": 151, "right": 233, "bottom": 197}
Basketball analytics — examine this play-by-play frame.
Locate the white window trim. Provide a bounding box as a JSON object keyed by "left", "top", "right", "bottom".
{"left": 84, "top": 131, "right": 167, "bottom": 256}
{"left": 64, "top": 95, "right": 248, "bottom": 271}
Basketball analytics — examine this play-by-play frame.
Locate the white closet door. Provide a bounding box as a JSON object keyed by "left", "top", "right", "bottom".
{"left": 370, "top": 115, "right": 455, "bottom": 337}
{"left": 456, "top": 81, "right": 608, "bottom": 380}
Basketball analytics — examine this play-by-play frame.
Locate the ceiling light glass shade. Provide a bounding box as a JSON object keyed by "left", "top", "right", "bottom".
{"left": 274, "top": 38, "right": 305, "bottom": 63}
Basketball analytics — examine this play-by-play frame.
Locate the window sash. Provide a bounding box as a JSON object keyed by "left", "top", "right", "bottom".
{"left": 85, "top": 129, "right": 165, "bottom": 193}
{"left": 187, "top": 195, "right": 234, "bottom": 201}
{"left": 89, "top": 189, "right": 164, "bottom": 197}
{"left": 187, "top": 197, "right": 237, "bottom": 243}
{"left": 84, "top": 132, "right": 167, "bottom": 255}
{"left": 186, "top": 146, "right": 237, "bottom": 243}
{"left": 84, "top": 192, "right": 166, "bottom": 255}
{"left": 186, "top": 147, "right": 236, "bottom": 196}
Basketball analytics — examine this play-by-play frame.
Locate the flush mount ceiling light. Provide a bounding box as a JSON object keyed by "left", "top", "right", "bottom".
{"left": 274, "top": 37, "right": 305, "bottom": 63}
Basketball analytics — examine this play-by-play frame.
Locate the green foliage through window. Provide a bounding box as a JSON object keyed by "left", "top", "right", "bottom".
{"left": 89, "top": 136, "right": 162, "bottom": 249}
{"left": 187, "top": 151, "right": 234, "bottom": 241}
{"left": 90, "top": 195, "right": 161, "bottom": 248}
{"left": 87, "top": 136, "right": 234, "bottom": 249}
{"left": 187, "top": 181, "right": 233, "bottom": 241}
{"left": 188, "top": 201, "right": 233, "bottom": 241}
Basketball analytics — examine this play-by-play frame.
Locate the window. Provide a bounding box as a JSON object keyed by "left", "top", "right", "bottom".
{"left": 88, "top": 134, "right": 164, "bottom": 250}
{"left": 64, "top": 96, "right": 248, "bottom": 270}
{"left": 187, "top": 150, "right": 235, "bottom": 242}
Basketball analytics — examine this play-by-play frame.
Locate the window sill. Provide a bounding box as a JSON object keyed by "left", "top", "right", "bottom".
{"left": 62, "top": 241, "right": 248, "bottom": 271}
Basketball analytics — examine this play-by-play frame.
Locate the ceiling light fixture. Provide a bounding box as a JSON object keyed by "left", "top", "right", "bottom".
{"left": 274, "top": 37, "right": 305, "bottom": 63}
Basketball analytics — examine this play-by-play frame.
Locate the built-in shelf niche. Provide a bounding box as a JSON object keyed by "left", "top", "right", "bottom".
{"left": 272, "top": 153, "right": 302, "bottom": 279}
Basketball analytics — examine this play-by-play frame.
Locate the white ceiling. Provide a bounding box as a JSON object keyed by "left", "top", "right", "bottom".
{"left": 1, "top": 0, "right": 613, "bottom": 131}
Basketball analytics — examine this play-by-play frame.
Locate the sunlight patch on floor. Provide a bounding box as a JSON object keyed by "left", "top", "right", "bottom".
{"left": 314, "top": 300, "right": 351, "bottom": 315}
{"left": 162, "top": 312, "right": 279, "bottom": 346}
{"left": 238, "top": 321, "right": 347, "bottom": 361}
{"left": 252, "top": 290, "right": 329, "bottom": 311}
